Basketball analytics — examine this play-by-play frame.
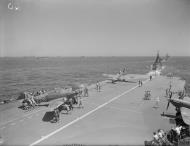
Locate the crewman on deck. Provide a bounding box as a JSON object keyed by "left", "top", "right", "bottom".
{"left": 30, "top": 96, "right": 37, "bottom": 106}
{"left": 84, "top": 87, "right": 88, "bottom": 97}
{"left": 169, "top": 84, "right": 172, "bottom": 91}
{"left": 79, "top": 97, "right": 83, "bottom": 108}
{"left": 158, "top": 129, "right": 165, "bottom": 138}
{"left": 119, "top": 70, "right": 122, "bottom": 75}
{"left": 157, "top": 129, "right": 171, "bottom": 145}
{"left": 24, "top": 92, "right": 38, "bottom": 107}
{"left": 138, "top": 80, "right": 143, "bottom": 87}
{"left": 56, "top": 108, "right": 60, "bottom": 121}
{"left": 123, "top": 68, "right": 125, "bottom": 73}
{"left": 153, "top": 132, "right": 159, "bottom": 144}
{"left": 123, "top": 67, "right": 127, "bottom": 73}
{"left": 80, "top": 84, "right": 85, "bottom": 96}
{"left": 171, "top": 126, "right": 182, "bottom": 141}
{"left": 175, "top": 126, "right": 183, "bottom": 139}
{"left": 52, "top": 108, "right": 60, "bottom": 122}
{"left": 96, "top": 81, "right": 101, "bottom": 92}
{"left": 150, "top": 75, "right": 152, "bottom": 81}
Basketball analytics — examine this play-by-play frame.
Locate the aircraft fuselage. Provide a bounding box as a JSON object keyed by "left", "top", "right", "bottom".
{"left": 170, "top": 98, "right": 190, "bottom": 109}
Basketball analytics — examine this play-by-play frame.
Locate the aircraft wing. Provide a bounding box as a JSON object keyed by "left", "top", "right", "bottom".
{"left": 49, "top": 100, "right": 64, "bottom": 111}
{"left": 103, "top": 73, "right": 148, "bottom": 82}
{"left": 102, "top": 74, "right": 121, "bottom": 82}
{"left": 102, "top": 74, "right": 119, "bottom": 78}
{"left": 181, "top": 107, "right": 190, "bottom": 125}
{"left": 180, "top": 97, "right": 190, "bottom": 125}
{"left": 122, "top": 74, "right": 147, "bottom": 81}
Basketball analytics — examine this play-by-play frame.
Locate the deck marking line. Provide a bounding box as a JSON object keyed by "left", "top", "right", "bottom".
{"left": 30, "top": 79, "right": 149, "bottom": 146}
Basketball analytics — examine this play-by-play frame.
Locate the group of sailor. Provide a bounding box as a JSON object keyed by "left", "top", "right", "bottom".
{"left": 165, "top": 84, "right": 186, "bottom": 100}
{"left": 172, "top": 125, "right": 183, "bottom": 137}
{"left": 152, "top": 129, "right": 173, "bottom": 146}
{"left": 33, "top": 89, "right": 46, "bottom": 96}
{"left": 168, "top": 125, "right": 187, "bottom": 144}
{"left": 21, "top": 89, "right": 47, "bottom": 109}
{"left": 51, "top": 108, "right": 60, "bottom": 123}
{"left": 118, "top": 67, "right": 127, "bottom": 76}
{"left": 27, "top": 89, "right": 47, "bottom": 97}
{"left": 51, "top": 90, "right": 85, "bottom": 123}
{"left": 21, "top": 86, "right": 89, "bottom": 110}
{"left": 51, "top": 82, "right": 105, "bottom": 123}
{"left": 80, "top": 86, "right": 89, "bottom": 97}
{"left": 22, "top": 93, "right": 38, "bottom": 109}
{"left": 147, "top": 88, "right": 190, "bottom": 145}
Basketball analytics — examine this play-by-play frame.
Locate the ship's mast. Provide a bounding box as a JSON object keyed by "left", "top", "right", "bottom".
{"left": 152, "top": 51, "right": 162, "bottom": 70}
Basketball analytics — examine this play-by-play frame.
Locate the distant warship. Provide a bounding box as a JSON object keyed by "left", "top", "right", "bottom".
{"left": 151, "top": 52, "right": 163, "bottom": 71}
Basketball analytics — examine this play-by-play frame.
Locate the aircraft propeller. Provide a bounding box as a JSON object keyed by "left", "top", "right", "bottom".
{"left": 166, "top": 101, "right": 170, "bottom": 110}
{"left": 166, "top": 92, "right": 173, "bottom": 110}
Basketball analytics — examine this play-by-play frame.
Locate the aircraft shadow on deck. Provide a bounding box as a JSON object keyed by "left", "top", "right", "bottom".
{"left": 18, "top": 103, "right": 49, "bottom": 110}
{"left": 42, "top": 111, "right": 54, "bottom": 122}
{"left": 107, "top": 80, "right": 137, "bottom": 84}
{"left": 126, "top": 81, "right": 137, "bottom": 83}
{"left": 161, "top": 112, "right": 176, "bottom": 119}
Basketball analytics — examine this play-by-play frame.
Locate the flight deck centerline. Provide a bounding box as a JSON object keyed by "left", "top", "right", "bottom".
{"left": 29, "top": 78, "right": 149, "bottom": 146}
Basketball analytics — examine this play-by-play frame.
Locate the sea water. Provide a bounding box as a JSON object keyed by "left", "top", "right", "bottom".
{"left": 0, "top": 57, "right": 189, "bottom": 101}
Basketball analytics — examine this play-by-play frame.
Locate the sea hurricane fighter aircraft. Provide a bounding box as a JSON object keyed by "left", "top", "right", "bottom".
{"left": 103, "top": 68, "right": 140, "bottom": 84}
{"left": 164, "top": 93, "right": 190, "bottom": 126}
{"left": 17, "top": 86, "right": 81, "bottom": 110}
{"left": 102, "top": 67, "right": 129, "bottom": 83}
{"left": 103, "top": 72, "right": 127, "bottom": 83}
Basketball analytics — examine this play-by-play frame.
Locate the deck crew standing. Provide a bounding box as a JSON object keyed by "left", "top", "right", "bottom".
{"left": 138, "top": 80, "right": 143, "bottom": 87}
{"left": 150, "top": 75, "right": 152, "bottom": 81}
{"left": 84, "top": 87, "right": 88, "bottom": 97}
{"left": 96, "top": 81, "right": 101, "bottom": 92}
{"left": 138, "top": 80, "right": 141, "bottom": 87}
{"left": 153, "top": 132, "right": 159, "bottom": 144}
{"left": 78, "top": 97, "right": 83, "bottom": 108}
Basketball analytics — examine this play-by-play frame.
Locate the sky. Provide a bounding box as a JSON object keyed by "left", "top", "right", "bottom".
{"left": 1, "top": 0, "right": 190, "bottom": 57}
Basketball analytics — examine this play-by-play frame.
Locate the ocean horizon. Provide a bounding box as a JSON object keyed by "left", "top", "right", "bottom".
{"left": 0, "top": 56, "right": 190, "bottom": 102}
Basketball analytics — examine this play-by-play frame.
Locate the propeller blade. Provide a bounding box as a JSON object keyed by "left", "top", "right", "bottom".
{"left": 166, "top": 101, "right": 170, "bottom": 110}
{"left": 166, "top": 91, "right": 173, "bottom": 110}
{"left": 169, "top": 91, "right": 173, "bottom": 99}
